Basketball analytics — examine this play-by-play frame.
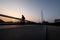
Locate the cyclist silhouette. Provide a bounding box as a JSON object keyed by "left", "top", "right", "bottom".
{"left": 21, "top": 15, "right": 25, "bottom": 24}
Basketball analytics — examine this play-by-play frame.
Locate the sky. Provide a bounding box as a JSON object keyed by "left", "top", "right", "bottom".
{"left": 0, "top": 0, "right": 60, "bottom": 23}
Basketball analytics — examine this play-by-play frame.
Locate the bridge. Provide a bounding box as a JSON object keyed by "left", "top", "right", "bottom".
{"left": 0, "top": 14, "right": 21, "bottom": 20}
{"left": 0, "top": 14, "right": 32, "bottom": 23}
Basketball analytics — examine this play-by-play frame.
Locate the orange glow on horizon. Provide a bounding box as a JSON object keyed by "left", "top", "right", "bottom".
{"left": 0, "top": 9, "right": 40, "bottom": 22}
{"left": 0, "top": 9, "right": 20, "bottom": 18}
{"left": 1, "top": 9, "right": 30, "bottom": 21}
{"left": 0, "top": 16, "right": 20, "bottom": 22}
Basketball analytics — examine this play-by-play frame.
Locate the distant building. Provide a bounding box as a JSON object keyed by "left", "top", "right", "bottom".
{"left": 55, "top": 19, "right": 60, "bottom": 23}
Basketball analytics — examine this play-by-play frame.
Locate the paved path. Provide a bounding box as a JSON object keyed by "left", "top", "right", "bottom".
{"left": 0, "top": 25, "right": 46, "bottom": 40}
{"left": 0, "top": 25, "right": 60, "bottom": 40}
{"left": 46, "top": 25, "right": 60, "bottom": 40}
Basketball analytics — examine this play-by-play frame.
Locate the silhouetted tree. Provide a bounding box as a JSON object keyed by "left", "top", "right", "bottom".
{"left": 0, "top": 19, "right": 4, "bottom": 23}
{"left": 42, "top": 21, "right": 49, "bottom": 25}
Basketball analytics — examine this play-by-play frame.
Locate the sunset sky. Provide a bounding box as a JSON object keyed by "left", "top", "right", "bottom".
{"left": 0, "top": 0, "right": 60, "bottom": 23}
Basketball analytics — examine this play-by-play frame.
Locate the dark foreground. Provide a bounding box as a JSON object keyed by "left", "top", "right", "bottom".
{"left": 0, "top": 25, "right": 60, "bottom": 40}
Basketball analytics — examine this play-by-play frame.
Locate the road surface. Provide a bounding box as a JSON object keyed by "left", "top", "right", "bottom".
{"left": 0, "top": 25, "right": 60, "bottom": 40}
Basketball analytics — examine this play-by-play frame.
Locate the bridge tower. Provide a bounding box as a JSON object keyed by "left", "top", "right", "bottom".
{"left": 41, "top": 10, "right": 44, "bottom": 23}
